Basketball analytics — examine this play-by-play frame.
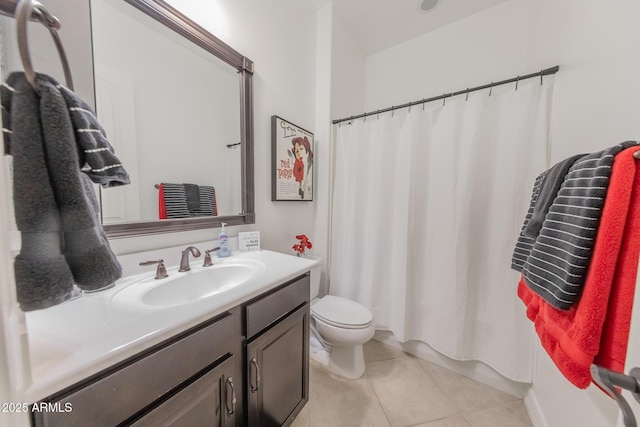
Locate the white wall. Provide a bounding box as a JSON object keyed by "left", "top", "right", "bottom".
{"left": 359, "top": 0, "right": 640, "bottom": 426}
{"left": 329, "top": 12, "right": 365, "bottom": 121}
{"left": 310, "top": 5, "right": 366, "bottom": 294}
{"left": 312, "top": 4, "right": 333, "bottom": 294}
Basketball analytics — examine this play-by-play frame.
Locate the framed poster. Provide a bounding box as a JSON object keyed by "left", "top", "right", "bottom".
{"left": 271, "top": 115, "right": 314, "bottom": 201}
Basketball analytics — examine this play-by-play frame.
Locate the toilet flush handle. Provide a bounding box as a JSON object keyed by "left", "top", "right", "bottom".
{"left": 250, "top": 357, "right": 260, "bottom": 392}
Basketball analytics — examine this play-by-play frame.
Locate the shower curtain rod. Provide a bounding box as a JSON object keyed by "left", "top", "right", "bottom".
{"left": 332, "top": 65, "right": 560, "bottom": 125}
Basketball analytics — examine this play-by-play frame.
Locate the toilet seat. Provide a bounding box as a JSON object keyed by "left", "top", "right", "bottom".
{"left": 311, "top": 295, "right": 373, "bottom": 330}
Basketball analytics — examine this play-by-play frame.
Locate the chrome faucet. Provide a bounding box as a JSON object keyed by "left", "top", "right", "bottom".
{"left": 203, "top": 247, "right": 220, "bottom": 267}
{"left": 178, "top": 246, "right": 201, "bottom": 272}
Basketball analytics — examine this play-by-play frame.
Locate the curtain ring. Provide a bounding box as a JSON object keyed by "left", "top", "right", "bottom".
{"left": 465, "top": 88, "right": 469, "bottom": 101}
{"left": 391, "top": 106, "right": 395, "bottom": 117}
{"left": 16, "top": 0, "right": 74, "bottom": 91}
{"left": 489, "top": 82, "right": 493, "bottom": 96}
{"left": 408, "top": 101, "right": 412, "bottom": 113}
{"left": 363, "top": 113, "right": 366, "bottom": 123}
{"left": 377, "top": 109, "right": 380, "bottom": 120}
{"left": 540, "top": 69, "right": 544, "bottom": 85}
{"left": 515, "top": 75, "right": 520, "bottom": 91}
{"left": 422, "top": 99, "right": 426, "bottom": 110}
{"left": 442, "top": 94, "right": 446, "bottom": 106}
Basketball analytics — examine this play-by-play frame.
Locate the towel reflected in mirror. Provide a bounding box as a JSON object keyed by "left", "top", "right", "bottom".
{"left": 157, "top": 183, "right": 217, "bottom": 219}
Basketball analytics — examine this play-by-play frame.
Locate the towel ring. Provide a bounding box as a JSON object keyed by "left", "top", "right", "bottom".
{"left": 16, "top": 0, "right": 74, "bottom": 91}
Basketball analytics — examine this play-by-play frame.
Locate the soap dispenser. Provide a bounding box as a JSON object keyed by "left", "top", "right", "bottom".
{"left": 218, "top": 222, "right": 230, "bottom": 258}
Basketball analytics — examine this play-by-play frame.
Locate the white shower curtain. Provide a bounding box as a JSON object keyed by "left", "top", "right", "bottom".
{"left": 330, "top": 78, "right": 555, "bottom": 382}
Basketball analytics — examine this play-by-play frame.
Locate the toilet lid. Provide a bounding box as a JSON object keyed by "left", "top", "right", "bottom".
{"left": 311, "top": 295, "right": 373, "bottom": 328}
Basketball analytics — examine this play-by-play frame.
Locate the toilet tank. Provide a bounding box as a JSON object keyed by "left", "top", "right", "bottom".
{"left": 309, "top": 256, "right": 322, "bottom": 299}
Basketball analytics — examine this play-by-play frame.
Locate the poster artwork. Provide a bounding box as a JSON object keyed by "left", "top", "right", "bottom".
{"left": 271, "top": 116, "right": 314, "bottom": 201}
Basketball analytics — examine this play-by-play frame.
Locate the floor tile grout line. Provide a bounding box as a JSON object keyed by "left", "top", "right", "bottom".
{"left": 367, "top": 352, "right": 465, "bottom": 427}
{"left": 363, "top": 366, "right": 395, "bottom": 427}
{"left": 413, "top": 356, "right": 467, "bottom": 415}
{"left": 413, "top": 355, "right": 523, "bottom": 412}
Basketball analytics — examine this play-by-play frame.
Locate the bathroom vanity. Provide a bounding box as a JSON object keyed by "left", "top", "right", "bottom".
{"left": 24, "top": 250, "right": 314, "bottom": 427}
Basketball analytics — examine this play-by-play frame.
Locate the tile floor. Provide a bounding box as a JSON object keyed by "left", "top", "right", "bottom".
{"left": 291, "top": 340, "right": 533, "bottom": 427}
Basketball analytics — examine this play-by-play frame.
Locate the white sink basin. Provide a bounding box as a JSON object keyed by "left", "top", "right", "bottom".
{"left": 112, "top": 258, "right": 266, "bottom": 309}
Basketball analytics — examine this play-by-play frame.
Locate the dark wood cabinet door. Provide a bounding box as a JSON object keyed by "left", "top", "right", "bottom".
{"left": 32, "top": 312, "right": 236, "bottom": 427}
{"left": 131, "top": 355, "right": 236, "bottom": 427}
{"left": 246, "top": 304, "right": 309, "bottom": 427}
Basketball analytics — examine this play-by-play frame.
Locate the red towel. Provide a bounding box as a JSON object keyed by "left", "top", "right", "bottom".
{"left": 518, "top": 146, "right": 640, "bottom": 388}
{"left": 158, "top": 183, "right": 167, "bottom": 219}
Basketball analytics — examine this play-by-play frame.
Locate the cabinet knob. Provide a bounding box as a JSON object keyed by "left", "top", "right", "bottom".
{"left": 250, "top": 357, "right": 260, "bottom": 392}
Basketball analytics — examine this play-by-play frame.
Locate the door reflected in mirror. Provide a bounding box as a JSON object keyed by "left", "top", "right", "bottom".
{"left": 91, "top": 0, "right": 242, "bottom": 224}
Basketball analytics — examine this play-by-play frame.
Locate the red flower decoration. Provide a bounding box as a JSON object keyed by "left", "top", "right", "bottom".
{"left": 292, "top": 234, "right": 312, "bottom": 255}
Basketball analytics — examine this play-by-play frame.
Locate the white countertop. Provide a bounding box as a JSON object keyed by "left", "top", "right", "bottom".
{"left": 23, "top": 249, "right": 318, "bottom": 403}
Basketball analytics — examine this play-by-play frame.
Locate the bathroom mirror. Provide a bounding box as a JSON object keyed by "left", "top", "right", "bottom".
{"left": 94, "top": 0, "right": 255, "bottom": 237}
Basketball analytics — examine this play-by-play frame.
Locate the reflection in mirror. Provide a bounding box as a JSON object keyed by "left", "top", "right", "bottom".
{"left": 94, "top": 0, "right": 255, "bottom": 237}
{"left": 92, "top": 0, "right": 242, "bottom": 223}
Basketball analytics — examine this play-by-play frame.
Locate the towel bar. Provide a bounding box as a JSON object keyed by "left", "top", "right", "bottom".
{"left": 591, "top": 364, "right": 640, "bottom": 427}
{"left": 15, "top": 0, "right": 74, "bottom": 90}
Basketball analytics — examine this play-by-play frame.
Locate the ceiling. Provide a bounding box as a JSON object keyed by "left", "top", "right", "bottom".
{"left": 308, "top": 0, "right": 512, "bottom": 55}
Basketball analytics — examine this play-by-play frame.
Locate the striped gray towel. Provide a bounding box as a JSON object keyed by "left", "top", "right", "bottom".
{"left": 161, "top": 183, "right": 191, "bottom": 218}
{"left": 39, "top": 74, "right": 130, "bottom": 188}
{"left": 512, "top": 140, "right": 640, "bottom": 310}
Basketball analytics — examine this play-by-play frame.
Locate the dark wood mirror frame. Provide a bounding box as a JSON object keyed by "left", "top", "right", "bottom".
{"left": 103, "top": 0, "right": 254, "bottom": 238}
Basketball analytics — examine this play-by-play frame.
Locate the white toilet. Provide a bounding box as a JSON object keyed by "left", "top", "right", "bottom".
{"left": 309, "top": 259, "right": 375, "bottom": 379}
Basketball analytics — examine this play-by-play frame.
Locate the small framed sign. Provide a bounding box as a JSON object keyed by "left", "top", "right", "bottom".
{"left": 271, "top": 115, "right": 314, "bottom": 201}
{"left": 239, "top": 231, "right": 260, "bottom": 252}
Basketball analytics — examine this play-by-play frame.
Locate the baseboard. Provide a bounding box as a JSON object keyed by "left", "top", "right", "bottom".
{"left": 524, "top": 388, "right": 548, "bottom": 427}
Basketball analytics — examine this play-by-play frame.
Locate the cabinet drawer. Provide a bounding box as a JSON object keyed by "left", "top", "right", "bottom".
{"left": 131, "top": 355, "right": 236, "bottom": 427}
{"left": 34, "top": 312, "right": 234, "bottom": 427}
{"left": 245, "top": 274, "right": 309, "bottom": 339}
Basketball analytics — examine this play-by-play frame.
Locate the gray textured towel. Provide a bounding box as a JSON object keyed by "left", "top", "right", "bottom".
{"left": 2, "top": 73, "right": 127, "bottom": 310}
{"left": 522, "top": 153, "right": 585, "bottom": 238}
{"left": 511, "top": 173, "right": 545, "bottom": 271}
{"left": 183, "top": 183, "right": 201, "bottom": 212}
{"left": 3, "top": 76, "right": 75, "bottom": 310}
